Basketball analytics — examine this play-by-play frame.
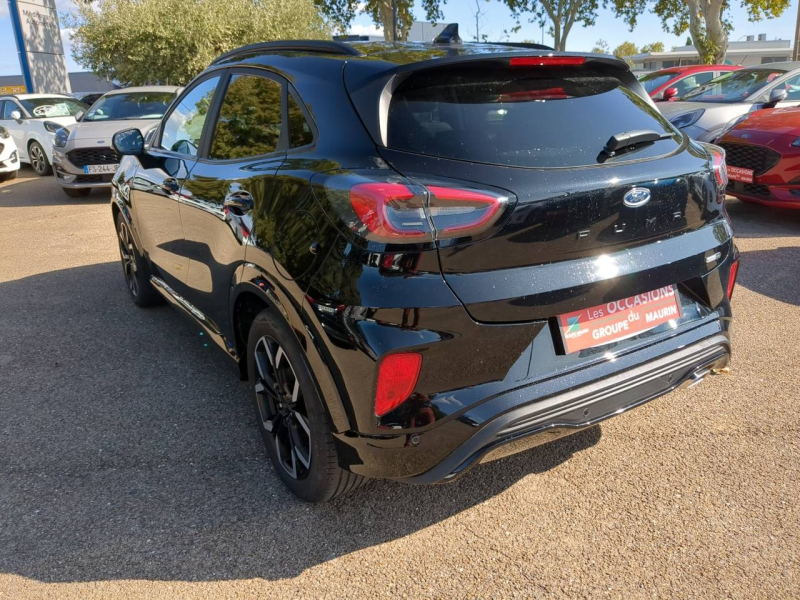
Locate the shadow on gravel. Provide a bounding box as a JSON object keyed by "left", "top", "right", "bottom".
{"left": 0, "top": 262, "right": 601, "bottom": 584}
{"left": 735, "top": 246, "right": 800, "bottom": 306}
{"left": 0, "top": 167, "right": 109, "bottom": 208}
{"left": 726, "top": 198, "right": 800, "bottom": 239}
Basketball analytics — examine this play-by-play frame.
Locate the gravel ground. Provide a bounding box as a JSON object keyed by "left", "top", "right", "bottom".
{"left": 1, "top": 167, "right": 798, "bottom": 599}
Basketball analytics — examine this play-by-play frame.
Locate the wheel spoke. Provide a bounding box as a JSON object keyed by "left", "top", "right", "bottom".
{"left": 288, "top": 416, "right": 311, "bottom": 469}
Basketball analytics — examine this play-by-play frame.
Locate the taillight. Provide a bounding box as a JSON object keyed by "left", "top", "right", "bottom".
{"left": 347, "top": 179, "right": 509, "bottom": 243}
{"left": 712, "top": 147, "right": 728, "bottom": 188}
{"left": 727, "top": 258, "right": 739, "bottom": 300}
{"left": 374, "top": 353, "right": 422, "bottom": 417}
{"left": 509, "top": 56, "right": 585, "bottom": 67}
{"left": 350, "top": 182, "right": 429, "bottom": 240}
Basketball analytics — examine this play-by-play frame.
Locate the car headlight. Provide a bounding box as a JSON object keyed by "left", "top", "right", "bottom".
{"left": 54, "top": 127, "right": 70, "bottom": 148}
{"left": 0, "top": 126, "right": 9, "bottom": 139}
{"left": 669, "top": 109, "right": 705, "bottom": 129}
{"left": 718, "top": 114, "right": 751, "bottom": 139}
{"left": 43, "top": 120, "right": 64, "bottom": 134}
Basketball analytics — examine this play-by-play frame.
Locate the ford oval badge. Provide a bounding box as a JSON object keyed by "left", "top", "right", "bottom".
{"left": 623, "top": 187, "right": 651, "bottom": 208}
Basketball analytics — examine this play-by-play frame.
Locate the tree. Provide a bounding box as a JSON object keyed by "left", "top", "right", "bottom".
{"left": 66, "top": 0, "right": 329, "bottom": 86}
{"left": 591, "top": 38, "right": 610, "bottom": 53}
{"left": 613, "top": 40, "right": 638, "bottom": 66}
{"left": 605, "top": 0, "right": 791, "bottom": 64}
{"left": 639, "top": 41, "right": 665, "bottom": 53}
{"left": 315, "top": 0, "right": 446, "bottom": 42}
{"left": 503, "top": 0, "right": 598, "bottom": 50}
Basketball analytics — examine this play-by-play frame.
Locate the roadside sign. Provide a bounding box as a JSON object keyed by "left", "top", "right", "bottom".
{"left": 0, "top": 85, "right": 27, "bottom": 94}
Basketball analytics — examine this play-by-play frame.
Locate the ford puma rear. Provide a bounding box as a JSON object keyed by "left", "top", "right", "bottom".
{"left": 113, "top": 39, "right": 737, "bottom": 500}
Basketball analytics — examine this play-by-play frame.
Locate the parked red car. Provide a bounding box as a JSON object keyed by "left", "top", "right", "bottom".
{"left": 718, "top": 106, "right": 800, "bottom": 208}
{"left": 639, "top": 65, "right": 742, "bottom": 101}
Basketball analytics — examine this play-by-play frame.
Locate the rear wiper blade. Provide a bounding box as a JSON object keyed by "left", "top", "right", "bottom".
{"left": 603, "top": 129, "right": 673, "bottom": 155}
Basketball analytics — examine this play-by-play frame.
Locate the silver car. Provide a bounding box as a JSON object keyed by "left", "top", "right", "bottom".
{"left": 659, "top": 62, "right": 800, "bottom": 142}
{"left": 52, "top": 86, "right": 180, "bottom": 197}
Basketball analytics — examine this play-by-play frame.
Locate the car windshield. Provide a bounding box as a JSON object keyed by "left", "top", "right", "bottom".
{"left": 84, "top": 91, "right": 176, "bottom": 121}
{"left": 20, "top": 97, "right": 87, "bottom": 118}
{"left": 682, "top": 68, "right": 786, "bottom": 102}
{"left": 639, "top": 71, "right": 678, "bottom": 93}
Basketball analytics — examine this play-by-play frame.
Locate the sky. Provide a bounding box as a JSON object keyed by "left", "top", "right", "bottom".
{"left": 1, "top": 0, "right": 799, "bottom": 77}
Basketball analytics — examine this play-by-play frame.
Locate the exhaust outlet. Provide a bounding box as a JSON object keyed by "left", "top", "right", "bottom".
{"left": 680, "top": 368, "right": 711, "bottom": 389}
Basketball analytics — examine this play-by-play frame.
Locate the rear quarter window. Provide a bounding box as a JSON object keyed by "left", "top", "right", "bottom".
{"left": 387, "top": 67, "right": 679, "bottom": 168}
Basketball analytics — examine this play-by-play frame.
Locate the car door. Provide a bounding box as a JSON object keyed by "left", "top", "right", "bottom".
{"left": 1, "top": 100, "right": 28, "bottom": 161}
{"left": 130, "top": 74, "right": 222, "bottom": 292}
{"left": 177, "top": 69, "right": 287, "bottom": 341}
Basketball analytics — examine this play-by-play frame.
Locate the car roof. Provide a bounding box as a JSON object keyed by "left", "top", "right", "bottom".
{"left": 0, "top": 93, "right": 73, "bottom": 100}
{"left": 102, "top": 85, "right": 181, "bottom": 95}
{"left": 743, "top": 61, "right": 800, "bottom": 71}
{"left": 212, "top": 40, "right": 629, "bottom": 72}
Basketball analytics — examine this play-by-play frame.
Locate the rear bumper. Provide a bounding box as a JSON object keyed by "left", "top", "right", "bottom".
{"left": 401, "top": 332, "right": 730, "bottom": 483}
{"left": 333, "top": 321, "right": 731, "bottom": 483}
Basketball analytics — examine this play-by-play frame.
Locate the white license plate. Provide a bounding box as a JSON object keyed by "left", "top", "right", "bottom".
{"left": 83, "top": 164, "right": 117, "bottom": 174}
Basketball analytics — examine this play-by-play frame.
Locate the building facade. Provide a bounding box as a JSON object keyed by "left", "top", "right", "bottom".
{"left": 631, "top": 36, "right": 792, "bottom": 70}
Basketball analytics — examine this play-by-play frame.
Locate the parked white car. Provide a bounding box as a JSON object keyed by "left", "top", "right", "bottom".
{"left": 0, "top": 94, "right": 88, "bottom": 176}
{"left": 52, "top": 86, "right": 180, "bottom": 197}
{"left": 0, "top": 125, "right": 21, "bottom": 182}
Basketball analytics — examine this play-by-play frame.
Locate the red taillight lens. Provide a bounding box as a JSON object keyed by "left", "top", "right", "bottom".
{"left": 350, "top": 182, "right": 430, "bottom": 240}
{"left": 509, "top": 56, "right": 586, "bottom": 67}
{"left": 727, "top": 258, "right": 739, "bottom": 300}
{"left": 348, "top": 181, "right": 508, "bottom": 243}
{"left": 374, "top": 353, "right": 422, "bottom": 417}
{"left": 712, "top": 148, "right": 728, "bottom": 188}
{"left": 427, "top": 186, "right": 505, "bottom": 238}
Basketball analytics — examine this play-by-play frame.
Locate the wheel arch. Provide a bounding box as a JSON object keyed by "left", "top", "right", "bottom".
{"left": 231, "top": 264, "right": 352, "bottom": 433}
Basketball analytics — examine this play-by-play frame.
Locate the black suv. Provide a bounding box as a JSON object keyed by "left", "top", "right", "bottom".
{"left": 111, "top": 40, "right": 738, "bottom": 502}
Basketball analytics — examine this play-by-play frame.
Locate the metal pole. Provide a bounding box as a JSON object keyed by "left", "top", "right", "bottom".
{"left": 794, "top": 2, "right": 800, "bottom": 61}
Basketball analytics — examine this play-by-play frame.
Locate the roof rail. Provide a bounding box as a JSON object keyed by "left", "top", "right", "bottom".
{"left": 489, "top": 42, "right": 555, "bottom": 51}
{"left": 211, "top": 40, "right": 361, "bottom": 64}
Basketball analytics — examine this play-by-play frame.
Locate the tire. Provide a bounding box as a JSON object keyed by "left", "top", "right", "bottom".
{"left": 246, "top": 308, "right": 365, "bottom": 502}
{"left": 115, "top": 212, "right": 162, "bottom": 307}
{"left": 28, "top": 141, "right": 52, "bottom": 176}
{"left": 62, "top": 187, "right": 91, "bottom": 198}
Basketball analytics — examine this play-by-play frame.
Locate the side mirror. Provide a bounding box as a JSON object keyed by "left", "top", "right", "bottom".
{"left": 663, "top": 87, "right": 679, "bottom": 101}
{"left": 113, "top": 128, "right": 145, "bottom": 156}
{"left": 766, "top": 87, "right": 788, "bottom": 107}
{"left": 10, "top": 110, "right": 22, "bottom": 123}
{"left": 75, "top": 111, "right": 85, "bottom": 122}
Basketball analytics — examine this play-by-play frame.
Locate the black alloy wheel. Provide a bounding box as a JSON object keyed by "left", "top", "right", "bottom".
{"left": 115, "top": 212, "right": 162, "bottom": 307}
{"left": 253, "top": 335, "right": 312, "bottom": 479}
{"left": 118, "top": 219, "right": 139, "bottom": 298}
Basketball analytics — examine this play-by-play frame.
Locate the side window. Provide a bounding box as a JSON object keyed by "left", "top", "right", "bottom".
{"left": 209, "top": 74, "right": 283, "bottom": 160}
{"left": 780, "top": 74, "right": 800, "bottom": 101}
{"left": 160, "top": 76, "right": 220, "bottom": 156}
{"left": 288, "top": 93, "right": 313, "bottom": 148}
{"left": 0, "top": 102, "right": 6, "bottom": 119}
{"left": 2, "top": 101, "right": 18, "bottom": 120}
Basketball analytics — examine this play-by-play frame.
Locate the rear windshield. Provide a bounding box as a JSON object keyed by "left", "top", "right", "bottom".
{"left": 682, "top": 68, "right": 786, "bottom": 102}
{"left": 387, "top": 67, "right": 678, "bottom": 168}
{"left": 639, "top": 71, "right": 677, "bottom": 93}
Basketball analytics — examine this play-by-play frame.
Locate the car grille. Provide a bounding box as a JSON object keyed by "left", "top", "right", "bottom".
{"left": 718, "top": 142, "right": 780, "bottom": 176}
{"left": 68, "top": 147, "right": 120, "bottom": 167}
{"left": 728, "top": 180, "right": 771, "bottom": 197}
{"left": 75, "top": 174, "right": 114, "bottom": 184}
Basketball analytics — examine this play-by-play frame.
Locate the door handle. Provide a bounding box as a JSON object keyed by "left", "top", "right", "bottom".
{"left": 223, "top": 191, "right": 254, "bottom": 215}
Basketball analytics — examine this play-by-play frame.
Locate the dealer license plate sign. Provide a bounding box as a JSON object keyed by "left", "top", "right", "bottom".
{"left": 83, "top": 164, "right": 117, "bottom": 174}
{"left": 557, "top": 286, "right": 681, "bottom": 354}
{"left": 728, "top": 166, "right": 754, "bottom": 183}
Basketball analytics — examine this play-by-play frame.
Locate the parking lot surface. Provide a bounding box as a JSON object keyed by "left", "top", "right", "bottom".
{"left": 1, "top": 167, "right": 799, "bottom": 599}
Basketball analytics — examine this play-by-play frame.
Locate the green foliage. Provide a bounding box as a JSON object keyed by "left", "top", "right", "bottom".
{"left": 502, "top": 0, "right": 599, "bottom": 50}
{"left": 314, "top": 0, "right": 445, "bottom": 41}
{"left": 591, "top": 38, "right": 611, "bottom": 53}
{"left": 604, "top": 0, "right": 791, "bottom": 63}
{"left": 66, "top": 0, "right": 330, "bottom": 86}
{"left": 639, "top": 41, "right": 665, "bottom": 53}
{"left": 613, "top": 40, "right": 638, "bottom": 57}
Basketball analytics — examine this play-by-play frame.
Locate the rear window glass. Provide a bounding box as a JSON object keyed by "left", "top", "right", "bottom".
{"left": 387, "top": 67, "right": 678, "bottom": 168}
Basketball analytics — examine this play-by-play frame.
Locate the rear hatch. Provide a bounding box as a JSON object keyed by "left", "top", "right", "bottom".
{"left": 345, "top": 53, "right": 730, "bottom": 323}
